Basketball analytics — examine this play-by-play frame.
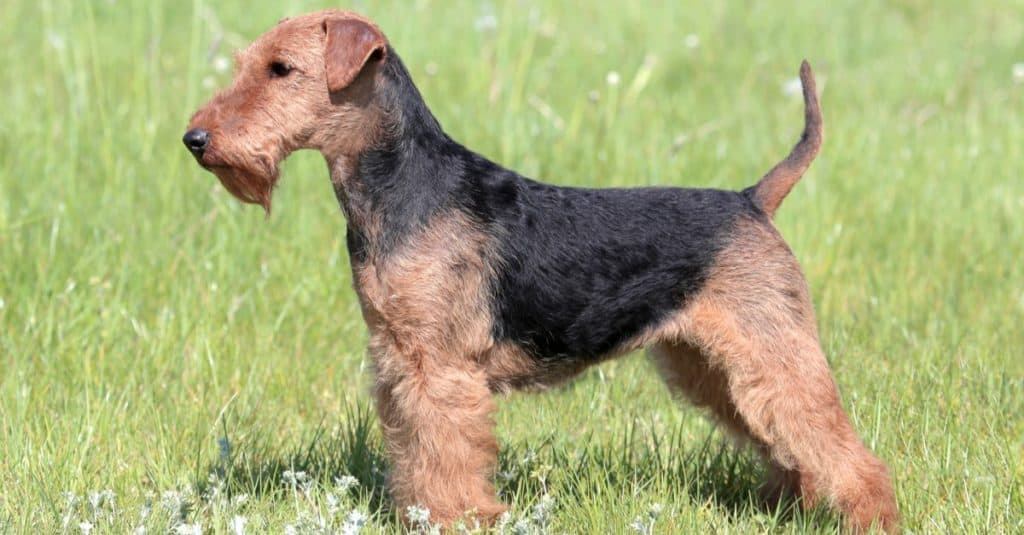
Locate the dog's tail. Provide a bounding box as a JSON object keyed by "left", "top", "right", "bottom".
{"left": 745, "top": 60, "right": 823, "bottom": 218}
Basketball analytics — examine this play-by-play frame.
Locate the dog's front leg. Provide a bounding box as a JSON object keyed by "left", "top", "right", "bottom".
{"left": 371, "top": 340, "right": 507, "bottom": 527}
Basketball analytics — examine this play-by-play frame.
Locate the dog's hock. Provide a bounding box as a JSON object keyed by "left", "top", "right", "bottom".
{"left": 323, "top": 17, "right": 388, "bottom": 93}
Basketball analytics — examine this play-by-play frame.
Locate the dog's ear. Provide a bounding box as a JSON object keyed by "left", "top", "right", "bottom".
{"left": 323, "top": 17, "right": 387, "bottom": 93}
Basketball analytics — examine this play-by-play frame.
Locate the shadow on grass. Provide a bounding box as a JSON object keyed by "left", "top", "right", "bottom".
{"left": 493, "top": 420, "right": 838, "bottom": 530}
{"left": 202, "top": 402, "right": 839, "bottom": 530}
{"left": 203, "top": 403, "right": 394, "bottom": 518}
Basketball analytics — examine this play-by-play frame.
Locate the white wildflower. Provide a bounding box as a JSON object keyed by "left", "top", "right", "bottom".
{"left": 174, "top": 523, "right": 202, "bottom": 535}
{"left": 47, "top": 31, "right": 66, "bottom": 51}
{"left": 495, "top": 511, "right": 512, "bottom": 533}
{"left": 341, "top": 510, "right": 369, "bottom": 535}
{"left": 1013, "top": 62, "right": 1024, "bottom": 84}
{"left": 326, "top": 493, "right": 341, "bottom": 516}
{"left": 161, "top": 491, "right": 183, "bottom": 512}
{"left": 531, "top": 493, "right": 555, "bottom": 528}
{"left": 282, "top": 470, "right": 302, "bottom": 485}
{"left": 86, "top": 489, "right": 116, "bottom": 523}
{"left": 282, "top": 470, "right": 313, "bottom": 493}
{"left": 213, "top": 55, "right": 230, "bottom": 74}
{"left": 87, "top": 491, "right": 103, "bottom": 511}
{"left": 334, "top": 474, "right": 360, "bottom": 492}
{"left": 406, "top": 505, "right": 430, "bottom": 524}
{"left": 606, "top": 71, "right": 621, "bottom": 87}
{"left": 684, "top": 34, "right": 700, "bottom": 48}
{"left": 475, "top": 14, "right": 498, "bottom": 32}
{"left": 230, "top": 515, "right": 247, "bottom": 535}
{"left": 206, "top": 473, "right": 226, "bottom": 503}
{"left": 134, "top": 499, "right": 152, "bottom": 534}
{"left": 630, "top": 503, "right": 664, "bottom": 534}
{"left": 782, "top": 77, "right": 802, "bottom": 97}
{"left": 79, "top": 521, "right": 94, "bottom": 534}
{"left": 62, "top": 492, "right": 81, "bottom": 529}
{"left": 406, "top": 505, "right": 438, "bottom": 534}
{"left": 510, "top": 518, "right": 531, "bottom": 535}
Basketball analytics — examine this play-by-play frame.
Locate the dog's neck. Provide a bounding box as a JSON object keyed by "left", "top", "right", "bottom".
{"left": 326, "top": 50, "right": 476, "bottom": 262}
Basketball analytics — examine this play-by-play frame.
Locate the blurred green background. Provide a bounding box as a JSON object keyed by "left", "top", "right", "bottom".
{"left": 1, "top": 0, "right": 1022, "bottom": 532}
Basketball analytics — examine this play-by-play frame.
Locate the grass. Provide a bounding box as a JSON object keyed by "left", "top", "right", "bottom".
{"left": 1, "top": 0, "right": 1022, "bottom": 532}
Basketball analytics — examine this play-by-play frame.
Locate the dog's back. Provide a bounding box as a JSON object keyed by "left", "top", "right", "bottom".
{"left": 487, "top": 181, "right": 759, "bottom": 363}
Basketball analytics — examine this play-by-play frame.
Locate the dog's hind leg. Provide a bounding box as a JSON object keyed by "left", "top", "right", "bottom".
{"left": 648, "top": 341, "right": 815, "bottom": 509}
{"left": 649, "top": 342, "right": 759, "bottom": 443}
{"left": 686, "top": 319, "right": 896, "bottom": 532}
{"left": 654, "top": 218, "right": 897, "bottom": 532}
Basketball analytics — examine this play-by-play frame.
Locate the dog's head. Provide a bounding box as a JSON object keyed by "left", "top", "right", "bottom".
{"left": 183, "top": 10, "right": 390, "bottom": 212}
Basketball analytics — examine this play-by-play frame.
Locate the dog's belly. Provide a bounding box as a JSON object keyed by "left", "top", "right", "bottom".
{"left": 487, "top": 182, "right": 758, "bottom": 363}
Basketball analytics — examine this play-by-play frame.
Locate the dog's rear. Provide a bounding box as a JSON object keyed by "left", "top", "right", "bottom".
{"left": 745, "top": 60, "right": 824, "bottom": 217}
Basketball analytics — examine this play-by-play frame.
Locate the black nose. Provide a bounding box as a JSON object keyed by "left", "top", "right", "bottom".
{"left": 182, "top": 128, "right": 210, "bottom": 155}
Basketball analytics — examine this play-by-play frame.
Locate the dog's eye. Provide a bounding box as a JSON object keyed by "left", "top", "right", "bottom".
{"left": 269, "top": 62, "right": 293, "bottom": 78}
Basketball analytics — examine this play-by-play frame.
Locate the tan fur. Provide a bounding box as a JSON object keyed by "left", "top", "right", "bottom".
{"left": 482, "top": 342, "right": 597, "bottom": 393}
{"left": 481, "top": 342, "right": 544, "bottom": 393}
{"left": 324, "top": 17, "right": 387, "bottom": 93}
{"left": 354, "top": 213, "right": 507, "bottom": 525}
{"left": 644, "top": 218, "right": 897, "bottom": 533}
{"left": 648, "top": 342, "right": 753, "bottom": 440}
{"left": 187, "top": 10, "right": 392, "bottom": 212}
{"left": 751, "top": 60, "right": 824, "bottom": 217}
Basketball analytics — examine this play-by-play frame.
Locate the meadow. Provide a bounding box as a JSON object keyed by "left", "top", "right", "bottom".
{"left": 1, "top": 0, "right": 1022, "bottom": 532}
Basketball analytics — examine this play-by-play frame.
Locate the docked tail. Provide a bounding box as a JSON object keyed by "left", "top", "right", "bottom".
{"left": 746, "top": 60, "right": 823, "bottom": 218}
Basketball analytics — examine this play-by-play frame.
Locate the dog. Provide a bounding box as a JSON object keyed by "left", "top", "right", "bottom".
{"left": 183, "top": 10, "right": 897, "bottom": 532}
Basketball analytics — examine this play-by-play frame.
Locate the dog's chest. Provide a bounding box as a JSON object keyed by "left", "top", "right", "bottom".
{"left": 348, "top": 238, "right": 495, "bottom": 358}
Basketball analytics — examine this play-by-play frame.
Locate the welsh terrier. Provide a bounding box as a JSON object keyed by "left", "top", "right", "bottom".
{"left": 183, "top": 10, "right": 898, "bottom": 532}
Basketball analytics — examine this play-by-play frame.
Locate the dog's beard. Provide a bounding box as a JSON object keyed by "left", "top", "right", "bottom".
{"left": 208, "top": 155, "right": 280, "bottom": 214}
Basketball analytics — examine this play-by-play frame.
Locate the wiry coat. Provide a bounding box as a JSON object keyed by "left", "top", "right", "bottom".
{"left": 184, "top": 10, "right": 897, "bottom": 532}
